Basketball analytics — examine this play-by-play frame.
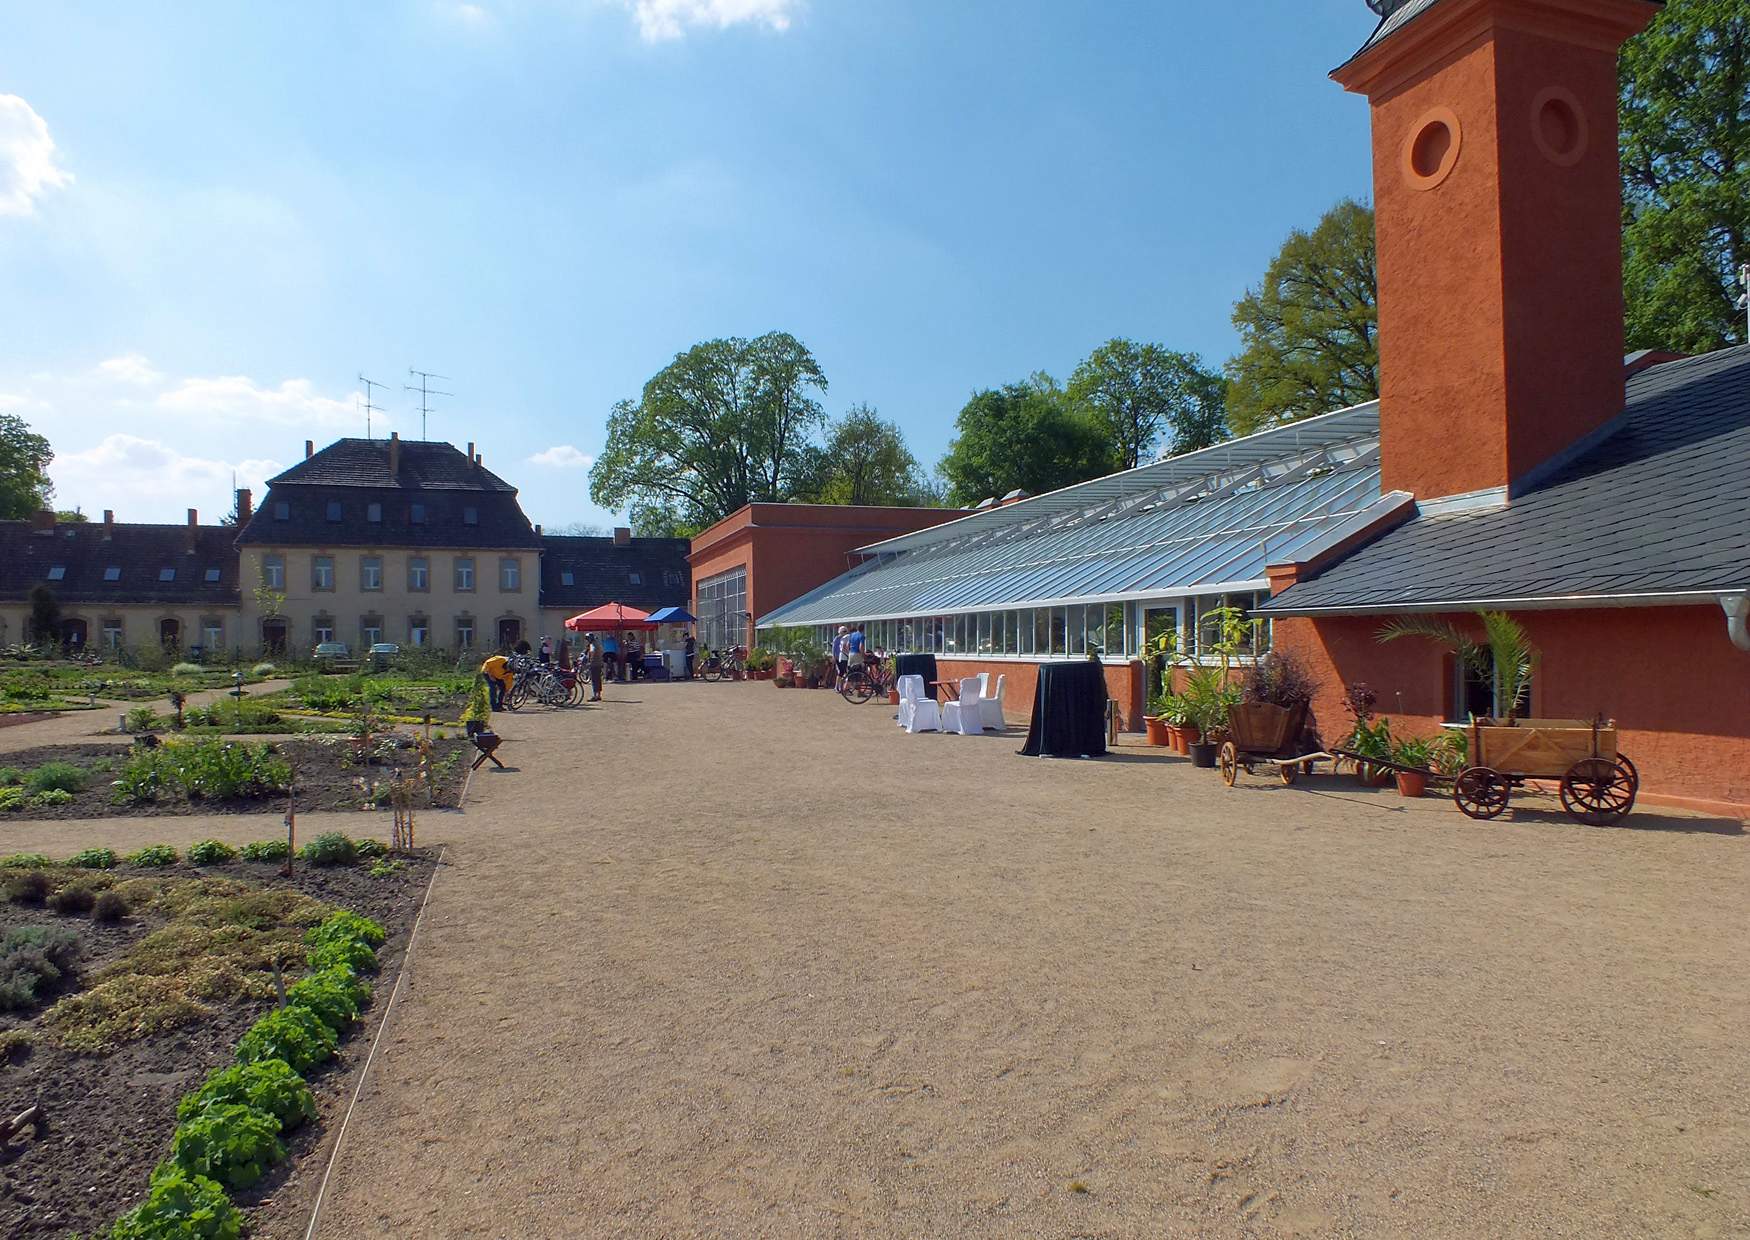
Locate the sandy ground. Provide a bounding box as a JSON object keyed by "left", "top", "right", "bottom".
{"left": 0, "top": 678, "right": 295, "bottom": 755}
{"left": 9, "top": 685, "right": 1748, "bottom": 1237}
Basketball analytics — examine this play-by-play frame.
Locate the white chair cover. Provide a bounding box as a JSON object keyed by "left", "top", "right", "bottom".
{"left": 941, "top": 676, "right": 984, "bottom": 735}
{"left": 897, "top": 674, "right": 939, "bottom": 733}
{"left": 979, "top": 673, "right": 1007, "bottom": 731}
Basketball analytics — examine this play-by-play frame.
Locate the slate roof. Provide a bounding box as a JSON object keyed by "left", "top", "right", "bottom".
{"left": 538, "top": 535, "right": 692, "bottom": 613}
{"left": 0, "top": 521, "right": 241, "bottom": 608}
{"left": 267, "top": 438, "right": 517, "bottom": 492}
{"left": 1260, "top": 345, "right": 1750, "bottom": 614}
{"left": 1344, "top": 0, "right": 1440, "bottom": 63}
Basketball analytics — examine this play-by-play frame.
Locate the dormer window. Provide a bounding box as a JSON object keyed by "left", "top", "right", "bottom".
{"left": 629, "top": 571, "right": 642, "bottom": 586}
{"left": 159, "top": 568, "right": 176, "bottom": 582}
{"left": 561, "top": 569, "right": 575, "bottom": 586}
{"left": 273, "top": 502, "right": 289, "bottom": 520}
{"left": 463, "top": 506, "right": 479, "bottom": 526}
{"left": 410, "top": 503, "right": 426, "bottom": 525}
{"left": 326, "top": 500, "right": 343, "bottom": 522}
{"left": 367, "top": 502, "right": 382, "bottom": 523}
{"left": 204, "top": 567, "right": 221, "bottom": 583}
{"left": 104, "top": 566, "right": 121, "bottom": 582}
{"left": 46, "top": 565, "right": 66, "bottom": 580}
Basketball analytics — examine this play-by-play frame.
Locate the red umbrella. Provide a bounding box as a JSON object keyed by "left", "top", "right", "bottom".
{"left": 564, "top": 602, "right": 658, "bottom": 631}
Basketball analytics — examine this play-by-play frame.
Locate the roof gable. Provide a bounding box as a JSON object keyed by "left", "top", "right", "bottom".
{"left": 268, "top": 438, "right": 516, "bottom": 492}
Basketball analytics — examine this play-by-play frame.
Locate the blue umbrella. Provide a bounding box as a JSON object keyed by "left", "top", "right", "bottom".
{"left": 646, "top": 606, "right": 697, "bottom": 624}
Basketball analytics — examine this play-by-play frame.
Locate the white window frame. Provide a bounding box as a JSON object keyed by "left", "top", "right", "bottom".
{"left": 455, "top": 557, "right": 475, "bottom": 592}
{"left": 312, "top": 556, "right": 335, "bottom": 591}
{"left": 361, "top": 555, "right": 384, "bottom": 592}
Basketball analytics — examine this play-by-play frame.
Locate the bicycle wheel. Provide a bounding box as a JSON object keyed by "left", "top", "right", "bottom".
{"left": 703, "top": 661, "right": 723, "bottom": 683}
{"left": 842, "top": 674, "right": 875, "bottom": 704}
{"left": 507, "top": 680, "right": 528, "bottom": 710}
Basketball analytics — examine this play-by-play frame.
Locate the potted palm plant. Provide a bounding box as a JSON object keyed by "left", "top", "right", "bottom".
{"left": 1391, "top": 734, "right": 1433, "bottom": 797}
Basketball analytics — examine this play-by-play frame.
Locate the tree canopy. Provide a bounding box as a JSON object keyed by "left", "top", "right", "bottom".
{"left": 1223, "top": 199, "right": 1380, "bottom": 436}
{"left": 809, "top": 404, "right": 929, "bottom": 506}
{"left": 1620, "top": 0, "right": 1749, "bottom": 353}
{"left": 938, "top": 375, "right": 1119, "bottom": 507}
{"left": 0, "top": 414, "right": 55, "bottom": 521}
{"left": 1068, "top": 339, "right": 1229, "bottom": 467}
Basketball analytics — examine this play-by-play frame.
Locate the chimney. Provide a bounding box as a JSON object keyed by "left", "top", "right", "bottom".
{"left": 185, "top": 508, "right": 199, "bottom": 553}
{"left": 466, "top": 441, "right": 475, "bottom": 461}
{"left": 1333, "top": 0, "right": 1659, "bottom": 503}
{"left": 388, "top": 431, "right": 401, "bottom": 477}
{"left": 102, "top": 510, "right": 115, "bottom": 539}
{"left": 31, "top": 508, "right": 55, "bottom": 534}
{"left": 534, "top": 523, "right": 543, "bottom": 536}
{"left": 613, "top": 527, "right": 631, "bottom": 546}
{"left": 305, "top": 439, "right": 314, "bottom": 459}
{"left": 235, "top": 488, "right": 253, "bottom": 524}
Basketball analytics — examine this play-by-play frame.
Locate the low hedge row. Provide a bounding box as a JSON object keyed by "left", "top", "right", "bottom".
{"left": 105, "top": 909, "right": 384, "bottom": 1239}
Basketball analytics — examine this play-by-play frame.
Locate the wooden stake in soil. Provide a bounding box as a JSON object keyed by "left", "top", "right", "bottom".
{"left": 282, "top": 775, "right": 296, "bottom": 877}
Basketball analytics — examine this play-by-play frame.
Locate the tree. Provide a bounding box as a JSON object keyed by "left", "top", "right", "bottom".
{"left": 55, "top": 508, "right": 88, "bottom": 523}
{"left": 937, "top": 375, "right": 1119, "bottom": 507}
{"left": 1620, "top": 0, "right": 1749, "bottom": 353}
{"left": 1068, "top": 340, "right": 1229, "bottom": 467}
{"left": 547, "top": 521, "right": 612, "bottom": 537}
{"left": 589, "top": 332, "right": 827, "bottom": 531}
{"left": 810, "top": 405, "right": 928, "bottom": 505}
{"left": 0, "top": 414, "right": 55, "bottom": 520}
{"left": 27, "top": 585, "right": 61, "bottom": 646}
{"left": 1225, "top": 200, "right": 1380, "bottom": 436}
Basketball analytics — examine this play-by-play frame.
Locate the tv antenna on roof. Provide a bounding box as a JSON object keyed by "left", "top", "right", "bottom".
{"left": 358, "top": 374, "right": 389, "bottom": 438}
{"left": 405, "top": 368, "right": 452, "bottom": 442}
{"left": 1738, "top": 263, "right": 1749, "bottom": 343}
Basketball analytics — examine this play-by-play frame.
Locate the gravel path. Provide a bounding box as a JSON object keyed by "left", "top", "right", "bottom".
{"left": 0, "top": 679, "right": 295, "bottom": 755}
{"left": 259, "top": 683, "right": 1749, "bottom": 1239}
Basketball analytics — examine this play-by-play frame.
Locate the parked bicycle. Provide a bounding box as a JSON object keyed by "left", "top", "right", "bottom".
{"left": 506, "top": 655, "right": 574, "bottom": 709}
{"left": 838, "top": 654, "right": 889, "bottom": 704}
{"left": 696, "top": 645, "right": 745, "bottom": 682}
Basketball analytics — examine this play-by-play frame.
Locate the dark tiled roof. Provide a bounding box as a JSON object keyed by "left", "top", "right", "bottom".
{"left": 0, "top": 521, "right": 241, "bottom": 608}
{"left": 234, "top": 484, "right": 542, "bottom": 550}
{"left": 1344, "top": 0, "right": 1440, "bottom": 64}
{"left": 538, "top": 535, "right": 691, "bottom": 611}
{"left": 1261, "top": 346, "right": 1750, "bottom": 613}
{"left": 267, "top": 438, "right": 517, "bottom": 492}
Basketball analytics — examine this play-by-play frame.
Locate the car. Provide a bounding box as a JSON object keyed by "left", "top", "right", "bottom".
{"left": 312, "top": 641, "right": 351, "bottom": 661}
{"left": 368, "top": 642, "right": 400, "bottom": 658}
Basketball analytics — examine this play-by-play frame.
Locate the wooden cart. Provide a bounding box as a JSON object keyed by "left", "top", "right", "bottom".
{"left": 1452, "top": 717, "right": 1638, "bottom": 823}
{"left": 1217, "top": 700, "right": 1317, "bottom": 787}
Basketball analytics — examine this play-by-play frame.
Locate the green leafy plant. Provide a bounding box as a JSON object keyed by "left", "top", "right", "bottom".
{"left": 287, "top": 965, "right": 371, "bottom": 1034}
{"left": 109, "top": 1165, "right": 243, "bottom": 1240}
{"left": 25, "top": 760, "right": 87, "bottom": 795}
{"left": 239, "top": 839, "right": 290, "bottom": 862}
{"left": 251, "top": 661, "right": 277, "bottom": 677}
{"left": 127, "top": 845, "right": 181, "bottom": 868}
{"left": 368, "top": 858, "right": 404, "bottom": 879}
{"left": 0, "top": 853, "right": 51, "bottom": 869}
{"left": 299, "top": 832, "right": 358, "bottom": 868}
{"left": 1349, "top": 717, "right": 1394, "bottom": 762}
{"left": 0, "top": 786, "right": 24, "bottom": 812}
{"left": 69, "top": 847, "right": 118, "bottom": 870}
{"left": 354, "top": 838, "right": 387, "bottom": 860}
{"left": 459, "top": 677, "right": 491, "bottom": 727}
{"left": 187, "top": 840, "right": 239, "bottom": 866}
{"left": 168, "top": 1102, "right": 286, "bottom": 1191}
{"left": 170, "top": 662, "right": 205, "bottom": 677}
{"left": 0, "top": 924, "right": 81, "bottom": 1010}
{"left": 115, "top": 739, "right": 291, "bottom": 805}
{"left": 125, "top": 705, "right": 161, "bottom": 733}
{"left": 1377, "top": 610, "right": 1540, "bottom": 723}
{"left": 0, "top": 766, "right": 21, "bottom": 786}
{"left": 1392, "top": 735, "right": 1435, "bottom": 770}
{"left": 235, "top": 1003, "right": 338, "bottom": 1074}
{"left": 25, "top": 788, "right": 74, "bottom": 808}
{"left": 178, "top": 1059, "right": 317, "bottom": 1132}
{"left": 308, "top": 909, "right": 387, "bottom": 949}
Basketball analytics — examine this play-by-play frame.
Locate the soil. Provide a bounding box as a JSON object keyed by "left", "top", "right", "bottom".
{"left": 0, "top": 851, "right": 438, "bottom": 1239}
{"left": 1, "top": 738, "right": 471, "bottom": 821}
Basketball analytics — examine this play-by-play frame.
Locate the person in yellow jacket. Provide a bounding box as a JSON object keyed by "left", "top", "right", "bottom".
{"left": 480, "top": 653, "right": 514, "bottom": 711}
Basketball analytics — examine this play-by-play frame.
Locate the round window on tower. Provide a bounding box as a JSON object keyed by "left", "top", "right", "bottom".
{"left": 1400, "top": 107, "right": 1462, "bottom": 191}
{"left": 1531, "top": 87, "right": 1588, "bottom": 167}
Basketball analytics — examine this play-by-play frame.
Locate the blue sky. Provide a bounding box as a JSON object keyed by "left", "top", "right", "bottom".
{"left": 0, "top": 1, "right": 1378, "bottom": 528}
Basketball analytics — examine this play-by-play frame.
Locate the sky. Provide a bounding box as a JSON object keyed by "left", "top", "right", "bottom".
{"left": 0, "top": 0, "right": 1379, "bottom": 529}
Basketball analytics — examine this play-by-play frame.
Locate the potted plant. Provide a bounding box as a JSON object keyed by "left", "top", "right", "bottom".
{"left": 460, "top": 677, "right": 491, "bottom": 737}
{"left": 1181, "top": 667, "right": 1238, "bottom": 768}
{"left": 1144, "top": 693, "right": 1172, "bottom": 746}
{"left": 1350, "top": 717, "right": 1395, "bottom": 785}
{"left": 1377, "top": 610, "right": 1539, "bottom": 724}
{"left": 1391, "top": 734, "right": 1434, "bottom": 797}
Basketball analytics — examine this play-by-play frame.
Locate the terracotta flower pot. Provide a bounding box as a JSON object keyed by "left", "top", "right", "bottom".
{"left": 888, "top": 690, "right": 900, "bottom": 706}
{"left": 1178, "top": 724, "right": 1200, "bottom": 756}
{"left": 1395, "top": 770, "right": 1427, "bottom": 798}
{"left": 1145, "top": 716, "right": 1171, "bottom": 746}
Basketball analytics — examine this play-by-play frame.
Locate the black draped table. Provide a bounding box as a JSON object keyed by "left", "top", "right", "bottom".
{"left": 892, "top": 653, "right": 940, "bottom": 699}
{"left": 1019, "top": 661, "right": 1108, "bottom": 757}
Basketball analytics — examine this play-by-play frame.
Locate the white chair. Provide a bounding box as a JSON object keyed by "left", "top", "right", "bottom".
{"left": 898, "top": 675, "right": 940, "bottom": 733}
{"left": 941, "top": 677, "right": 984, "bottom": 735}
{"left": 978, "top": 673, "right": 1007, "bottom": 731}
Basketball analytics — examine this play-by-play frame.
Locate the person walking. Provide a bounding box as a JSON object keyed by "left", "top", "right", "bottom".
{"left": 684, "top": 631, "right": 696, "bottom": 680}
{"left": 480, "top": 651, "right": 514, "bottom": 712}
{"left": 845, "top": 624, "right": 867, "bottom": 687}
{"left": 587, "top": 632, "right": 605, "bottom": 701}
{"left": 832, "top": 625, "right": 849, "bottom": 692}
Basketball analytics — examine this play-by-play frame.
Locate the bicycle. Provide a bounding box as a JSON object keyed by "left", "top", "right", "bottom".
{"left": 838, "top": 654, "right": 888, "bottom": 704}
{"left": 696, "top": 645, "right": 745, "bottom": 682}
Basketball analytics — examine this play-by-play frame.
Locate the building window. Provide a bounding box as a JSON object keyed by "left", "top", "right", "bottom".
{"left": 454, "top": 557, "right": 475, "bottom": 591}
{"left": 103, "top": 566, "right": 121, "bottom": 582}
{"left": 367, "top": 502, "right": 382, "bottom": 523}
{"left": 313, "top": 617, "right": 336, "bottom": 644}
{"left": 409, "top": 618, "right": 430, "bottom": 647}
{"left": 47, "top": 565, "right": 66, "bottom": 581}
{"left": 159, "top": 567, "right": 176, "bottom": 582}
{"left": 628, "top": 571, "right": 642, "bottom": 586}
{"left": 361, "top": 618, "right": 384, "bottom": 646}
{"left": 463, "top": 506, "right": 478, "bottom": 526}
{"left": 274, "top": 501, "right": 289, "bottom": 521}
{"left": 560, "top": 569, "right": 575, "bottom": 587}
{"left": 313, "top": 556, "right": 335, "bottom": 591}
{"left": 201, "top": 618, "right": 223, "bottom": 649}
{"left": 455, "top": 618, "right": 475, "bottom": 649}
{"left": 499, "top": 558, "right": 521, "bottom": 591}
{"left": 204, "top": 567, "right": 221, "bottom": 583}
{"left": 263, "top": 555, "right": 285, "bottom": 589}
{"left": 697, "top": 566, "right": 748, "bottom": 652}
{"left": 361, "top": 556, "right": 383, "bottom": 591}
{"left": 102, "top": 620, "right": 123, "bottom": 649}
{"left": 410, "top": 503, "right": 426, "bottom": 525}
{"left": 326, "top": 500, "right": 342, "bottom": 522}
{"left": 664, "top": 569, "right": 681, "bottom": 587}
{"left": 408, "top": 556, "right": 429, "bottom": 592}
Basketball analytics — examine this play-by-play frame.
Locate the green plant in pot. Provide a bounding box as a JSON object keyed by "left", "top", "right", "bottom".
{"left": 459, "top": 677, "right": 491, "bottom": 736}
{"left": 1376, "top": 610, "right": 1539, "bottom": 724}
{"left": 1391, "top": 734, "right": 1434, "bottom": 798}
{"left": 1349, "top": 716, "right": 1395, "bottom": 785}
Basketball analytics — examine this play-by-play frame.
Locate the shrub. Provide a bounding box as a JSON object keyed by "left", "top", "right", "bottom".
{"left": 69, "top": 847, "right": 118, "bottom": 870}
{"left": 110, "top": 1165, "right": 243, "bottom": 1240}
{"left": 178, "top": 1058, "right": 317, "bottom": 1132}
{"left": 0, "top": 1028, "right": 31, "bottom": 1063}
{"left": 92, "top": 890, "right": 130, "bottom": 924}
{"left": 251, "top": 662, "right": 277, "bottom": 677}
{"left": 113, "top": 748, "right": 172, "bottom": 804}
{"left": 0, "top": 852, "right": 51, "bottom": 869}
{"left": 170, "top": 662, "right": 205, "bottom": 677}
{"left": 115, "top": 740, "right": 291, "bottom": 804}
{"left": 187, "top": 840, "right": 239, "bottom": 866}
{"left": 235, "top": 1003, "right": 338, "bottom": 1074}
{"left": 0, "top": 924, "right": 80, "bottom": 1010}
{"left": 25, "top": 788, "right": 75, "bottom": 808}
{"left": 239, "top": 839, "right": 290, "bottom": 862}
{"left": 5, "top": 871, "right": 51, "bottom": 905}
{"left": 0, "top": 766, "right": 21, "bottom": 786}
{"left": 48, "top": 884, "right": 97, "bottom": 915}
{"left": 299, "top": 832, "right": 358, "bottom": 868}
{"left": 354, "top": 837, "right": 388, "bottom": 860}
{"left": 125, "top": 705, "right": 161, "bottom": 733}
{"left": 167, "top": 1101, "right": 287, "bottom": 1191}
{"left": 25, "top": 761, "right": 87, "bottom": 795}
{"left": 126, "top": 844, "right": 181, "bottom": 868}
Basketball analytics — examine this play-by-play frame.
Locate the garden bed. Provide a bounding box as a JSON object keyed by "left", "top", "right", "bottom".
{"left": 0, "top": 851, "right": 437, "bottom": 1239}
{"left": 1, "top": 737, "right": 470, "bottom": 820}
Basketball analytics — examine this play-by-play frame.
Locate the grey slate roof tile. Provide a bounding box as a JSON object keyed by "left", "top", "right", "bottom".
{"left": 537, "top": 535, "right": 691, "bottom": 612}
{"left": 0, "top": 522, "right": 240, "bottom": 608}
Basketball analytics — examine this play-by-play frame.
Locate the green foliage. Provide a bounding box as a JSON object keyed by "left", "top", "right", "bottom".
{"left": 459, "top": 677, "right": 492, "bottom": 726}
{"left": 235, "top": 1003, "right": 337, "bottom": 1074}
{"left": 48, "top": 884, "right": 98, "bottom": 915}
{"left": 126, "top": 845, "right": 181, "bottom": 868}
{"left": 187, "top": 840, "right": 238, "bottom": 866}
{"left": 109, "top": 1165, "right": 242, "bottom": 1240}
{"left": 0, "top": 924, "right": 80, "bottom": 1009}
{"left": 178, "top": 1059, "right": 317, "bottom": 1132}
{"left": 93, "top": 890, "right": 130, "bottom": 923}
{"left": 70, "top": 847, "right": 118, "bottom": 870}
{"left": 0, "top": 766, "right": 21, "bottom": 786}
{"left": 169, "top": 663, "right": 205, "bottom": 677}
{"left": 1377, "top": 610, "right": 1539, "bottom": 722}
{"left": 1068, "top": 339, "right": 1228, "bottom": 468}
{"left": 126, "top": 705, "right": 162, "bottom": 733}
{"left": 0, "top": 412, "right": 56, "bottom": 521}
{"left": 287, "top": 966, "right": 370, "bottom": 1033}
{"left": 25, "top": 788, "right": 74, "bottom": 808}
{"left": 251, "top": 662, "right": 277, "bottom": 677}
{"left": 0, "top": 852, "right": 51, "bottom": 868}
{"left": 168, "top": 1102, "right": 285, "bottom": 1191}
{"left": 239, "top": 839, "right": 290, "bottom": 862}
{"left": 938, "top": 374, "right": 1118, "bottom": 507}
{"left": 1620, "top": 0, "right": 1749, "bottom": 352}
{"left": 307, "top": 909, "right": 387, "bottom": 949}
{"left": 354, "top": 838, "right": 387, "bottom": 860}
{"left": 1392, "top": 734, "right": 1435, "bottom": 770}
{"left": 1225, "top": 199, "right": 1380, "bottom": 435}
{"left": 25, "top": 760, "right": 87, "bottom": 794}
{"left": 1348, "top": 717, "right": 1395, "bottom": 762}
{"left": 0, "top": 786, "right": 25, "bottom": 812}
{"left": 115, "top": 740, "right": 291, "bottom": 804}
{"left": 299, "top": 832, "right": 358, "bottom": 868}
{"left": 806, "top": 404, "right": 931, "bottom": 506}
{"left": 27, "top": 585, "right": 61, "bottom": 647}
{"left": 589, "top": 331, "right": 828, "bottom": 533}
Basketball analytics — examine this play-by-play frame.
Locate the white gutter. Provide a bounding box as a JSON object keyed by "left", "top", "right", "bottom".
{"left": 1723, "top": 592, "right": 1750, "bottom": 652}
{"left": 1261, "top": 588, "right": 1739, "bottom": 617}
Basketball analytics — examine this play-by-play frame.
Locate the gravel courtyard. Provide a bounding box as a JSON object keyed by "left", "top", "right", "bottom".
{"left": 13, "top": 683, "right": 1744, "bottom": 1237}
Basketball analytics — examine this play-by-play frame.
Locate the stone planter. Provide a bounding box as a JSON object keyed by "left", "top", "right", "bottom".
{"left": 1144, "top": 716, "right": 1171, "bottom": 746}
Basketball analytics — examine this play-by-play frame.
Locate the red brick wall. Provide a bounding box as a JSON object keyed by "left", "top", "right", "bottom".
{"left": 933, "top": 659, "right": 1147, "bottom": 732}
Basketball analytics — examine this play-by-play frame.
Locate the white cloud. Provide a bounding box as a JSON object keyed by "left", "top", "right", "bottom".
{"left": 619, "top": 0, "right": 800, "bottom": 41}
{"left": 448, "top": 1, "right": 491, "bottom": 25}
{"left": 0, "top": 94, "right": 73, "bottom": 217}
{"left": 155, "top": 374, "right": 369, "bottom": 431}
{"left": 527, "top": 444, "right": 593, "bottom": 468}
{"left": 98, "top": 353, "right": 163, "bottom": 386}
{"left": 50, "top": 434, "right": 281, "bottom": 521}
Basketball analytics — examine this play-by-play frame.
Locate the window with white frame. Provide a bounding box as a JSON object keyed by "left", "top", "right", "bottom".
{"left": 201, "top": 618, "right": 223, "bottom": 649}
{"left": 499, "top": 558, "right": 521, "bottom": 591}
{"left": 102, "top": 620, "right": 123, "bottom": 649}
{"left": 408, "top": 556, "right": 429, "bottom": 591}
{"left": 312, "top": 556, "right": 334, "bottom": 591}
{"left": 409, "top": 618, "right": 430, "bottom": 647}
{"left": 361, "top": 555, "right": 383, "bottom": 591}
{"left": 454, "top": 557, "right": 475, "bottom": 591}
{"left": 361, "top": 617, "right": 383, "bottom": 646}
{"left": 455, "top": 617, "right": 475, "bottom": 649}
{"left": 263, "top": 555, "right": 285, "bottom": 589}
{"left": 313, "top": 617, "right": 336, "bottom": 643}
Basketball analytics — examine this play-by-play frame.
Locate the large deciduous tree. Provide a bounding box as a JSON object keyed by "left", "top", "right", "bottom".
{"left": 810, "top": 405, "right": 928, "bottom": 506}
{"left": 589, "top": 332, "right": 827, "bottom": 537}
{"left": 938, "top": 375, "right": 1119, "bottom": 507}
{"left": 1224, "top": 199, "right": 1380, "bottom": 436}
{"left": 0, "top": 414, "right": 55, "bottom": 520}
{"left": 1620, "top": 0, "right": 1749, "bottom": 353}
{"left": 1068, "top": 339, "right": 1229, "bottom": 466}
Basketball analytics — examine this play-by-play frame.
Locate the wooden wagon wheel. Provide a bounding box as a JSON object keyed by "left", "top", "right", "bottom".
{"left": 1453, "top": 766, "right": 1511, "bottom": 820}
{"left": 1559, "top": 757, "right": 1637, "bottom": 824}
{"left": 1218, "top": 741, "right": 1240, "bottom": 787}
{"left": 1614, "top": 752, "right": 1640, "bottom": 793}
